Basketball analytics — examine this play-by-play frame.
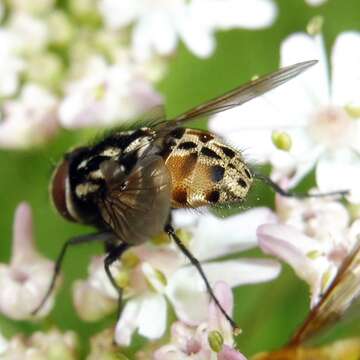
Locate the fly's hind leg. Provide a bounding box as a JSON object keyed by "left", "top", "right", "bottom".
{"left": 104, "top": 243, "right": 131, "bottom": 322}
{"left": 32, "top": 231, "right": 115, "bottom": 315}
{"left": 254, "top": 172, "right": 349, "bottom": 199}
{"left": 165, "top": 223, "right": 240, "bottom": 333}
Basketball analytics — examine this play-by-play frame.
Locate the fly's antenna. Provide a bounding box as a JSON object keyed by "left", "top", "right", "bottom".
{"left": 253, "top": 172, "right": 349, "bottom": 199}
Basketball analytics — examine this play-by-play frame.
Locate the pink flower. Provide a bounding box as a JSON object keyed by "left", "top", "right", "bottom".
{"left": 0, "top": 84, "right": 59, "bottom": 149}
{"left": 0, "top": 203, "right": 60, "bottom": 319}
{"left": 257, "top": 195, "right": 360, "bottom": 306}
{"left": 154, "top": 282, "right": 247, "bottom": 360}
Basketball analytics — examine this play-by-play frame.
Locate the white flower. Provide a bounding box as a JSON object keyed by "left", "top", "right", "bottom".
{"left": 59, "top": 56, "right": 163, "bottom": 128}
{"left": 0, "top": 84, "right": 59, "bottom": 149}
{"left": 0, "top": 329, "right": 78, "bottom": 360}
{"left": 154, "top": 282, "right": 247, "bottom": 360}
{"left": 8, "top": 12, "right": 49, "bottom": 54}
{"left": 257, "top": 195, "right": 360, "bottom": 306}
{"left": 0, "top": 29, "right": 25, "bottom": 97}
{"left": 9, "top": 0, "right": 55, "bottom": 15}
{"left": 99, "top": 0, "right": 277, "bottom": 61}
{"left": 87, "top": 328, "right": 128, "bottom": 360}
{"left": 73, "top": 207, "right": 280, "bottom": 346}
{"left": 72, "top": 257, "right": 117, "bottom": 322}
{"left": 0, "top": 333, "right": 8, "bottom": 355}
{"left": 209, "top": 31, "right": 360, "bottom": 203}
{"left": 0, "top": 202, "right": 60, "bottom": 320}
{"left": 305, "top": 0, "right": 327, "bottom": 6}
{"left": 275, "top": 191, "right": 350, "bottom": 242}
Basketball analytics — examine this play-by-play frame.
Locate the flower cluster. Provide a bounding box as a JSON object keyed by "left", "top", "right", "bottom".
{"left": 0, "top": 0, "right": 277, "bottom": 148}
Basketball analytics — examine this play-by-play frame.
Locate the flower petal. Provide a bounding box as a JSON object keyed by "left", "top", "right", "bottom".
{"left": 331, "top": 32, "right": 360, "bottom": 107}
{"left": 0, "top": 333, "right": 8, "bottom": 355}
{"left": 137, "top": 294, "right": 167, "bottom": 340}
{"left": 166, "top": 259, "right": 280, "bottom": 325}
{"left": 257, "top": 224, "right": 321, "bottom": 285}
{"left": 115, "top": 299, "right": 141, "bottom": 346}
{"left": 11, "top": 202, "right": 38, "bottom": 264}
{"left": 72, "top": 280, "right": 116, "bottom": 322}
{"left": 316, "top": 149, "right": 360, "bottom": 204}
{"left": 208, "top": 282, "right": 233, "bottom": 344}
{"left": 280, "top": 33, "right": 330, "bottom": 108}
{"left": 205, "top": 0, "right": 277, "bottom": 30}
{"left": 218, "top": 345, "right": 248, "bottom": 360}
{"left": 175, "top": 208, "right": 276, "bottom": 262}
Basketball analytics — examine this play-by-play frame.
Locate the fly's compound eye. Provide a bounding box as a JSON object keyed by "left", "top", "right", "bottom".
{"left": 50, "top": 159, "right": 76, "bottom": 222}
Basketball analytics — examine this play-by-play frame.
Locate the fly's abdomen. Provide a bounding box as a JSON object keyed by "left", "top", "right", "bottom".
{"left": 164, "top": 128, "right": 253, "bottom": 208}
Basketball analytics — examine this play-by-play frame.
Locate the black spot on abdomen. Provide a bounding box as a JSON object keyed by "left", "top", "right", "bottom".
{"left": 220, "top": 146, "right": 235, "bottom": 159}
{"left": 211, "top": 165, "right": 225, "bottom": 182}
{"left": 207, "top": 190, "right": 220, "bottom": 203}
{"left": 200, "top": 147, "right": 222, "bottom": 160}
{"left": 238, "top": 178, "right": 247, "bottom": 188}
{"left": 178, "top": 141, "right": 197, "bottom": 150}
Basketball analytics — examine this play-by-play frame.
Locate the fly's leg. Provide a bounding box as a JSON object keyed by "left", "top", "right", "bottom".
{"left": 104, "top": 243, "right": 131, "bottom": 322}
{"left": 254, "top": 172, "right": 349, "bottom": 199}
{"left": 32, "top": 231, "right": 115, "bottom": 315}
{"left": 165, "top": 224, "right": 240, "bottom": 333}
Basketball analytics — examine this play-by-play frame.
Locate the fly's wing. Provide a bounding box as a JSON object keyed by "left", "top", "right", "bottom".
{"left": 97, "top": 155, "right": 171, "bottom": 245}
{"left": 289, "top": 240, "right": 360, "bottom": 346}
{"left": 156, "top": 60, "right": 317, "bottom": 132}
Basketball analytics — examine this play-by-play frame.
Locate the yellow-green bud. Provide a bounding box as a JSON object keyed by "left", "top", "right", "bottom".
{"left": 349, "top": 203, "right": 360, "bottom": 220}
{"left": 306, "top": 250, "right": 322, "bottom": 260}
{"left": 345, "top": 104, "right": 360, "bottom": 119}
{"left": 307, "top": 16, "right": 324, "bottom": 36}
{"left": 272, "top": 131, "right": 292, "bottom": 151}
{"left": 208, "top": 330, "right": 224, "bottom": 353}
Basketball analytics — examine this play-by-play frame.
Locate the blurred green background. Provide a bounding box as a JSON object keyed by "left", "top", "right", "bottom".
{"left": 0, "top": 0, "right": 359, "bottom": 357}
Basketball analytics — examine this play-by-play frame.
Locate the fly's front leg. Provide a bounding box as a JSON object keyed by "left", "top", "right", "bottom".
{"left": 104, "top": 243, "right": 131, "bottom": 322}
{"left": 32, "top": 231, "right": 115, "bottom": 315}
{"left": 165, "top": 223, "right": 240, "bottom": 333}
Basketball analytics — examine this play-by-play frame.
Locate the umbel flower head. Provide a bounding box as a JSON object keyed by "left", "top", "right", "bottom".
{"left": 209, "top": 30, "right": 360, "bottom": 204}
{"left": 154, "top": 281, "right": 247, "bottom": 360}
{"left": 257, "top": 194, "right": 360, "bottom": 307}
{"left": 72, "top": 207, "right": 281, "bottom": 346}
{"left": 0, "top": 328, "right": 78, "bottom": 360}
{"left": 0, "top": 202, "right": 59, "bottom": 320}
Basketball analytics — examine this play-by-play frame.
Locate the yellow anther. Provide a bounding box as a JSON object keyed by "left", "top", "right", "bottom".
{"left": 121, "top": 251, "right": 140, "bottom": 269}
{"left": 306, "top": 250, "right": 322, "bottom": 260}
{"left": 307, "top": 16, "right": 324, "bottom": 36}
{"left": 208, "top": 330, "right": 224, "bottom": 353}
{"left": 271, "top": 131, "right": 292, "bottom": 151}
{"left": 345, "top": 104, "right": 360, "bottom": 118}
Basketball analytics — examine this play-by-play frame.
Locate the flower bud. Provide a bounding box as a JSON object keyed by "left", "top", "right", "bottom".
{"left": 208, "top": 330, "right": 224, "bottom": 353}
{"left": 272, "top": 130, "right": 292, "bottom": 151}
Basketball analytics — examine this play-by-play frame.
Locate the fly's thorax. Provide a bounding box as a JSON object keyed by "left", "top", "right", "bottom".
{"left": 50, "top": 127, "right": 155, "bottom": 226}
{"left": 164, "top": 128, "right": 253, "bottom": 208}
